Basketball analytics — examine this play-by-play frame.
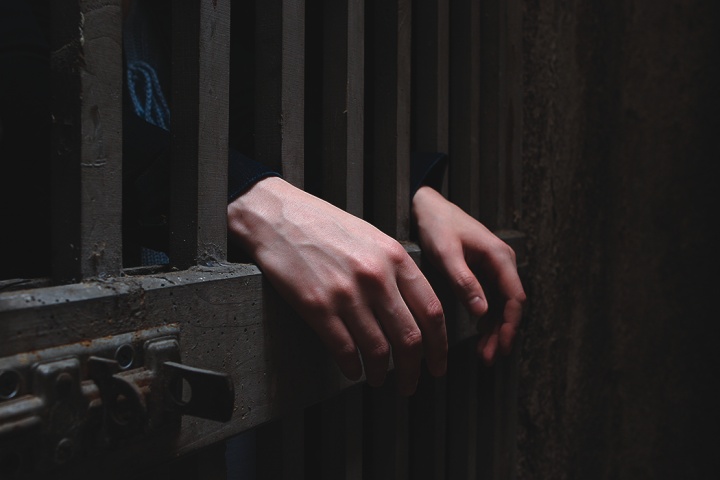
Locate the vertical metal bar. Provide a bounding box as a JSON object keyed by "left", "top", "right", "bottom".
{"left": 407, "top": 4, "right": 451, "bottom": 477}
{"left": 50, "top": 0, "right": 123, "bottom": 282}
{"left": 411, "top": 0, "right": 449, "bottom": 156}
{"left": 409, "top": 370, "right": 447, "bottom": 480}
{"left": 476, "top": 362, "right": 496, "bottom": 480}
{"left": 344, "top": 386, "right": 364, "bottom": 480}
{"left": 478, "top": 0, "right": 501, "bottom": 230}
{"left": 504, "top": 0, "right": 523, "bottom": 230}
{"left": 483, "top": 233, "right": 527, "bottom": 480}
{"left": 255, "top": 0, "right": 306, "bottom": 188}
{"left": 476, "top": 2, "right": 523, "bottom": 478}
{"left": 448, "top": 0, "right": 481, "bottom": 219}
{"left": 315, "top": 386, "right": 364, "bottom": 480}
{"left": 256, "top": 412, "right": 306, "bottom": 480}
{"left": 479, "top": 0, "right": 523, "bottom": 230}
{"left": 491, "top": 345, "right": 520, "bottom": 480}
{"left": 363, "top": 381, "right": 409, "bottom": 480}
{"left": 446, "top": 340, "right": 478, "bottom": 480}
{"left": 367, "top": 0, "right": 411, "bottom": 239}
{"left": 409, "top": 8, "right": 451, "bottom": 473}
{"left": 476, "top": 347, "right": 522, "bottom": 480}
{"left": 170, "top": 0, "right": 230, "bottom": 268}
{"left": 322, "top": 0, "right": 365, "bottom": 216}
{"left": 446, "top": 4, "right": 482, "bottom": 476}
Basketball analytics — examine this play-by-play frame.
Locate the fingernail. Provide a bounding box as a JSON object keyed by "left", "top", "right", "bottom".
{"left": 469, "top": 296, "right": 482, "bottom": 304}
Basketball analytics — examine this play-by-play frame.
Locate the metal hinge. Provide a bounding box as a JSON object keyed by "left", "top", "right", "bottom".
{"left": 0, "top": 325, "right": 234, "bottom": 478}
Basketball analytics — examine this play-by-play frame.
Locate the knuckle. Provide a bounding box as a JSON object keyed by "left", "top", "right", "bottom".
{"left": 386, "top": 240, "right": 409, "bottom": 266}
{"left": 492, "top": 240, "right": 516, "bottom": 264}
{"left": 365, "top": 341, "right": 391, "bottom": 363}
{"left": 453, "top": 271, "right": 478, "bottom": 292}
{"left": 515, "top": 289, "right": 528, "bottom": 305}
{"left": 299, "top": 287, "right": 331, "bottom": 316}
{"left": 397, "top": 329, "right": 423, "bottom": 353}
{"left": 454, "top": 272, "right": 476, "bottom": 290}
{"left": 331, "top": 281, "right": 355, "bottom": 304}
{"left": 352, "top": 256, "right": 383, "bottom": 282}
{"left": 424, "top": 298, "right": 446, "bottom": 326}
{"left": 505, "top": 244, "right": 518, "bottom": 263}
{"left": 333, "top": 341, "right": 359, "bottom": 363}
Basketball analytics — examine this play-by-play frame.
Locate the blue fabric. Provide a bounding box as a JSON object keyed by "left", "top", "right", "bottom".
{"left": 123, "top": 0, "right": 171, "bottom": 131}
{"left": 121, "top": 0, "right": 280, "bottom": 265}
{"left": 140, "top": 247, "right": 170, "bottom": 266}
{"left": 126, "top": 60, "right": 171, "bottom": 130}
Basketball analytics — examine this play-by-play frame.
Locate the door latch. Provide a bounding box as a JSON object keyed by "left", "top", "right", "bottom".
{"left": 0, "top": 325, "right": 234, "bottom": 477}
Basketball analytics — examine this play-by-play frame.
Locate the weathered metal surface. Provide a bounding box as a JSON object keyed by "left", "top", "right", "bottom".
{"left": 321, "top": 0, "right": 365, "bottom": 217}
{"left": 448, "top": 0, "right": 481, "bottom": 220}
{"left": 479, "top": 0, "right": 523, "bottom": 231}
{"left": 411, "top": 0, "right": 449, "bottom": 156}
{"left": 0, "top": 236, "right": 523, "bottom": 477}
{"left": 170, "top": 0, "right": 231, "bottom": 268}
{"left": 366, "top": 0, "right": 412, "bottom": 240}
{"left": 255, "top": 0, "right": 306, "bottom": 188}
{"left": 49, "top": 0, "right": 123, "bottom": 282}
{"left": 0, "top": 326, "right": 233, "bottom": 479}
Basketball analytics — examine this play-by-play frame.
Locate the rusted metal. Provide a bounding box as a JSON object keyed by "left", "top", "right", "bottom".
{"left": 0, "top": 326, "right": 234, "bottom": 479}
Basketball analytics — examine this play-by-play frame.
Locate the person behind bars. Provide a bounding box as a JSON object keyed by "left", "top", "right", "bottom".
{"left": 0, "top": 0, "right": 525, "bottom": 399}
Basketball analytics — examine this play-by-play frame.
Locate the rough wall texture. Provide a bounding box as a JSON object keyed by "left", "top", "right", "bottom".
{"left": 517, "top": 0, "right": 719, "bottom": 478}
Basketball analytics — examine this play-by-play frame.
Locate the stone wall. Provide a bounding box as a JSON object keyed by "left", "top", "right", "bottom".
{"left": 517, "top": 0, "right": 719, "bottom": 478}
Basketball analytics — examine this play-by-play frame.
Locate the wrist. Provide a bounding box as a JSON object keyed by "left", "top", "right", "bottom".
{"left": 412, "top": 185, "right": 444, "bottom": 219}
{"left": 227, "top": 176, "right": 291, "bottom": 257}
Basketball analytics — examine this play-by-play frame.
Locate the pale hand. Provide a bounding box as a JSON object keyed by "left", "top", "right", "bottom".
{"left": 228, "top": 177, "right": 447, "bottom": 395}
{"left": 412, "top": 186, "right": 526, "bottom": 365}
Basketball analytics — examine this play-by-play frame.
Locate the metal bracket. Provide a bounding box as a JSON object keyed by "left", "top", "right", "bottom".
{"left": 0, "top": 326, "right": 234, "bottom": 478}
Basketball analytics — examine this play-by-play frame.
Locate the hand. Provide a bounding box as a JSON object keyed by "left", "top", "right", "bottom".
{"left": 227, "top": 177, "right": 448, "bottom": 395}
{"left": 412, "top": 186, "right": 526, "bottom": 365}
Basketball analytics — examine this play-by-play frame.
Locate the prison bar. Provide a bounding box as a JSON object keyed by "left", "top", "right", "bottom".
{"left": 170, "top": 0, "right": 231, "bottom": 268}
{"left": 49, "top": 0, "right": 124, "bottom": 282}
{"left": 0, "top": 0, "right": 524, "bottom": 479}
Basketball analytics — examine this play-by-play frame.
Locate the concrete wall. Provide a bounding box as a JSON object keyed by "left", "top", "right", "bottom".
{"left": 517, "top": 0, "right": 719, "bottom": 478}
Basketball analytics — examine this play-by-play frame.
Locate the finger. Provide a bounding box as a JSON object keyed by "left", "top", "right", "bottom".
{"left": 477, "top": 322, "right": 501, "bottom": 366}
{"left": 498, "top": 297, "right": 524, "bottom": 355}
{"left": 340, "top": 304, "right": 391, "bottom": 387}
{"left": 493, "top": 263, "right": 526, "bottom": 355}
{"left": 304, "top": 314, "right": 363, "bottom": 381}
{"left": 438, "top": 248, "right": 489, "bottom": 318}
{"left": 494, "top": 263, "right": 526, "bottom": 308}
{"left": 477, "top": 333, "right": 490, "bottom": 362}
{"left": 396, "top": 263, "right": 448, "bottom": 378}
{"left": 373, "top": 296, "right": 424, "bottom": 396}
